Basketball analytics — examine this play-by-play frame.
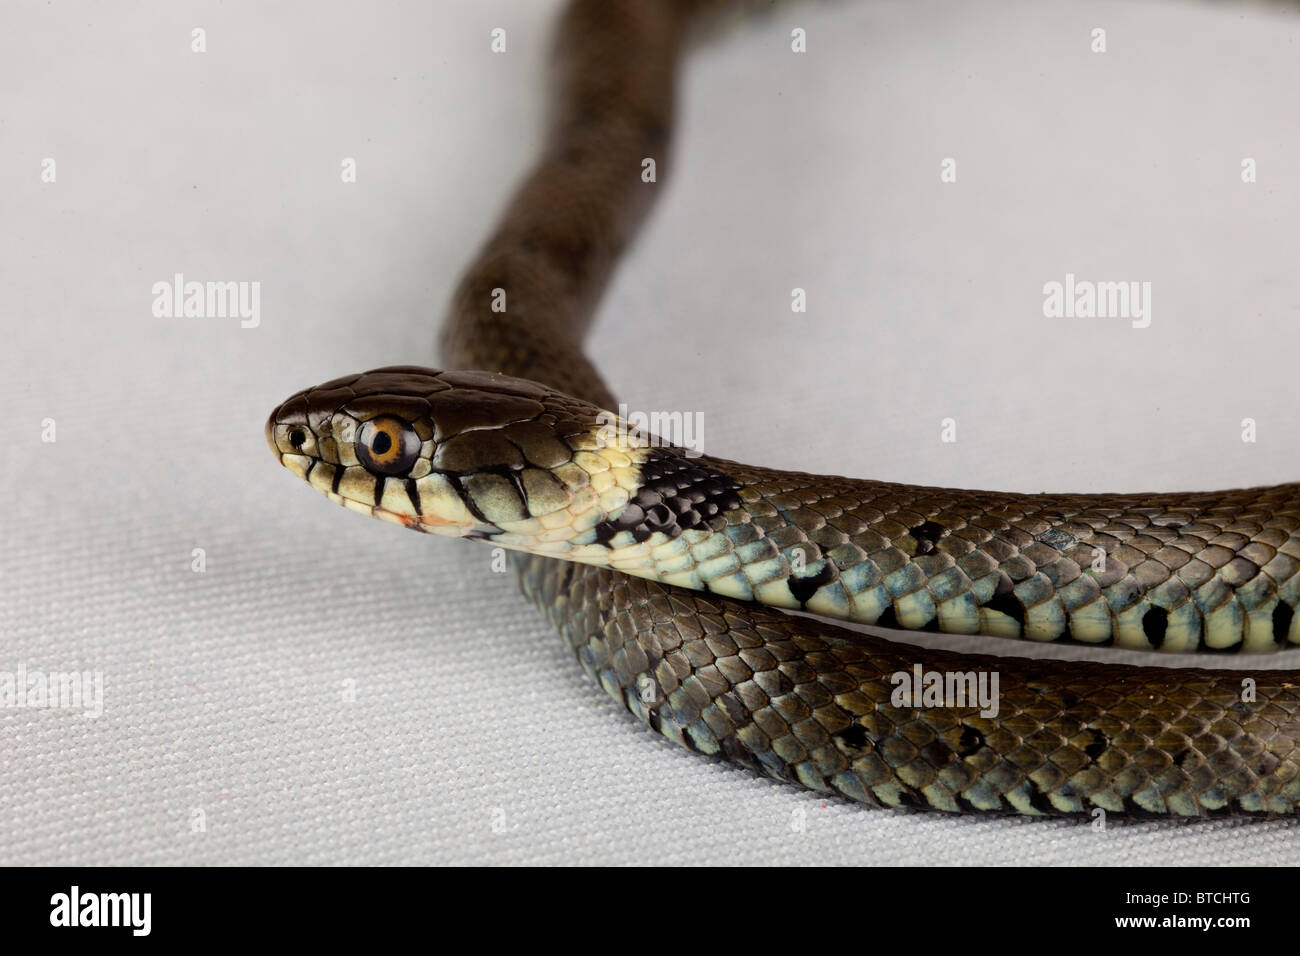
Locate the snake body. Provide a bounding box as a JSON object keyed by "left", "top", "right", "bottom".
{"left": 267, "top": 0, "right": 1300, "bottom": 815}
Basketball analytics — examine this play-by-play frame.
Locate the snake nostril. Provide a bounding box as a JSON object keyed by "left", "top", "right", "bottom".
{"left": 289, "top": 427, "right": 307, "bottom": 450}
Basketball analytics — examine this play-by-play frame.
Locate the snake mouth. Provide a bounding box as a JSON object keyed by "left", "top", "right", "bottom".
{"left": 317, "top": 485, "right": 484, "bottom": 538}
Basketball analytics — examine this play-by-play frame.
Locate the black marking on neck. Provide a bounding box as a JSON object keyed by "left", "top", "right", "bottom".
{"left": 593, "top": 449, "right": 742, "bottom": 546}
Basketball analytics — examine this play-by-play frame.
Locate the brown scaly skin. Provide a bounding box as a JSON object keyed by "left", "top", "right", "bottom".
{"left": 520, "top": 558, "right": 1300, "bottom": 815}
{"left": 269, "top": 0, "right": 1300, "bottom": 814}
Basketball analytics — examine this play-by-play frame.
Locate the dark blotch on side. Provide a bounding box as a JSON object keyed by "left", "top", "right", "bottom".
{"left": 787, "top": 560, "right": 838, "bottom": 605}
{"left": 1274, "top": 601, "right": 1294, "bottom": 646}
{"left": 909, "top": 520, "right": 946, "bottom": 556}
{"left": 834, "top": 723, "right": 870, "bottom": 752}
{"left": 919, "top": 739, "right": 953, "bottom": 769}
{"left": 893, "top": 787, "right": 924, "bottom": 810}
{"left": 957, "top": 724, "right": 984, "bottom": 758}
{"left": 1142, "top": 606, "right": 1169, "bottom": 648}
{"left": 680, "top": 725, "right": 703, "bottom": 753}
{"left": 1083, "top": 728, "right": 1107, "bottom": 760}
{"left": 1026, "top": 787, "right": 1056, "bottom": 815}
{"left": 984, "top": 573, "right": 1025, "bottom": 625}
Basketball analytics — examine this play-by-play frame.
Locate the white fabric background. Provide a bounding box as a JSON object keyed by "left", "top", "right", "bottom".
{"left": 3, "top": 0, "right": 1299, "bottom": 865}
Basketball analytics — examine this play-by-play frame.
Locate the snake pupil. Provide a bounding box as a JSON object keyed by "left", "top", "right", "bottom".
{"left": 371, "top": 431, "right": 392, "bottom": 455}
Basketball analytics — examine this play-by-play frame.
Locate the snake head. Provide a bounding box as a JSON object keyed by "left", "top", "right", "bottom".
{"left": 265, "top": 366, "right": 652, "bottom": 551}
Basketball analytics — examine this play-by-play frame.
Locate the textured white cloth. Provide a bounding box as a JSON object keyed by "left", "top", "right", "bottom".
{"left": 3, "top": 0, "right": 1300, "bottom": 864}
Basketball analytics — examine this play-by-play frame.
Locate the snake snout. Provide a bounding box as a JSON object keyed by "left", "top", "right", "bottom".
{"left": 264, "top": 389, "right": 315, "bottom": 463}
{"left": 264, "top": 407, "right": 281, "bottom": 458}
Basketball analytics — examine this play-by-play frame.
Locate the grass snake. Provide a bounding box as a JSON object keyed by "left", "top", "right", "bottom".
{"left": 266, "top": 0, "right": 1300, "bottom": 816}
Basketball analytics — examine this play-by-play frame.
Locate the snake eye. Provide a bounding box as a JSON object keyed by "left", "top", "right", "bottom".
{"left": 356, "top": 415, "right": 421, "bottom": 476}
